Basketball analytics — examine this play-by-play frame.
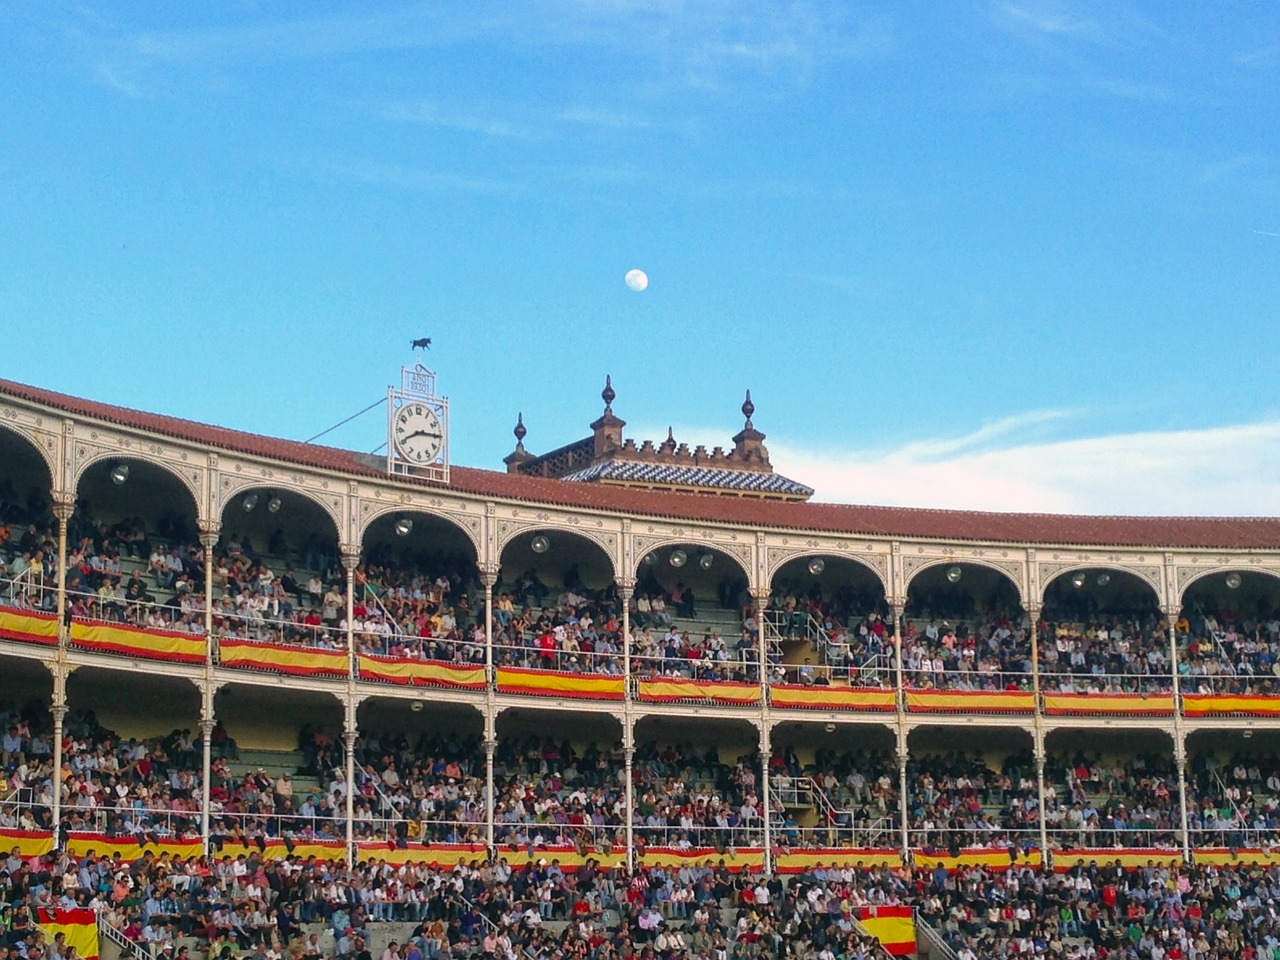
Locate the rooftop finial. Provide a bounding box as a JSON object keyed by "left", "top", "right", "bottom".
{"left": 667, "top": 426, "right": 675, "bottom": 443}
{"left": 602, "top": 375, "right": 616, "bottom": 412}
{"left": 513, "top": 412, "right": 527, "bottom": 446}
{"left": 742, "top": 389, "right": 755, "bottom": 425}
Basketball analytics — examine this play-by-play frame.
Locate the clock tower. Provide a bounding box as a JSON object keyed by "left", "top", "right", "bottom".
{"left": 387, "top": 363, "right": 449, "bottom": 483}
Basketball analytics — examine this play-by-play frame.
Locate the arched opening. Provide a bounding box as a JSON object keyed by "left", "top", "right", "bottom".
{"left": 632, "top": 715, "right": 761, "bottom": 853}
{"left": 768, "top": 720, "right": 896, "bottom": 849}
{"left": 496, "top": 531, "right": 620, "bottom": 675}
{"left": 1178, "top": 571, "right": 1280, "bottom": 697}
{"left": 354, "top": 699, "right": 484, "bottom": 846}
{"left": 906, "top": 725, "right": 1037, "bottom": 854}
{"left": 1186, "top": 727, "right": 1280, "bottom": 851}
{"left": 62, "top": 667, "right": 201, "bottom": 840}
{"left": 496, "top": 707, "right": 625, "bottom": 854}
{"left": 631, "top": 544, "right": 753, "bottom": 684}
{"left": 903, "top": 563, "right": 1027, "bottom": 691}
{"left": 210, "top": 684, "right": 344, "bottom": 845}
{"left": 1045, "top": 727, "right": 1179, "bottom": 851}
{"left": 0, "top": 427, "right": 55, "bottom": 613}
{"left": 767, "top": 555, "right": 889, "bottom": 687}
{"left": 0, "top": 656, "right": 53, "bottom": 831}
{"left": 70, "top": 459, "right": 202, "bottom": 639}
{"left": 1040, "top": 568, "right": 1166, "bottom": 695}
{"left": 212, "top": 488, "right": 344, "bottom": 652}
{"left": 356, "top": 512, "right": 481, "bottom": 667}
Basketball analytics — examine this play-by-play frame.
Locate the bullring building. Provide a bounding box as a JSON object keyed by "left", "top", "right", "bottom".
{"left": 1, "top": 366, "right": 1278, "bottom": 878}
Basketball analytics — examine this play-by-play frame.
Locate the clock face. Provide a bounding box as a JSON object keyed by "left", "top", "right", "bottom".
{"left": 393, "top": 403, "right": 444, "bottom": 464}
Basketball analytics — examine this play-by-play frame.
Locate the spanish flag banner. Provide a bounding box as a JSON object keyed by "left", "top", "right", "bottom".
{"left": 1043, "top": 693, "right": 1175, "bottom": 716}
{"left": 215, "top": 838, "right": 346, "bottom": 862}
{"left": 500, "top": 844, "right": 627, "bottom": 870}
{"left": 358, "top": 842, "right": 489, "bottom": 868}
{"left": 770, "top": 685, "right": 896, "bottom": 712}
{"left": 495, "top": 667, "right": 625, "bottom": 700}
{"left": 636, "top": 679, "right": 761, "bottom": 705}
{"left": 358, "top": 654, "right": 486, "bottom": 690}
{"left": 0, "top": 828, "right": 54, "bottom": 857}
{"left": 1183, "top": 694, "right": 1280, "bottom": 717}
{"left": 70, "top": 620, "right": 206, "bottom": 664}
{"left": 855, "top": 906, "right": 915, "bottom": 957}
{"left": 773, "top": 848, "right": 903, "bottom": 873}
{"left": 0, "top": 609, "right": 58, "bottom": 645}
{"left": 65, "top": 832, "right": 202, "bottom": 862}
{"left": 913, "top": 848, "right": 1042, "bottom": 872}
{"left": 641, "top": 846, "right": 765, "bottom": 873}
{"left": 219, "top": 639, "right": 349, "bottom": 677}
{"left": 1196, "top": 848, "right": 1280, "bottom": 868}
{"left": 1053, "top": 848, "right": 1182, "bottom": 871}
{"left": 905, "top": 689, "right": 1035, "bottom": 714}
{"left": 38, "top": 909, "right": 99, "bottom": 960}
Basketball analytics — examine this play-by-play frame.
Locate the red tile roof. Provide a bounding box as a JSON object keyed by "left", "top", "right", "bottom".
{"left": 3, "top": 377, "right": 1278, "bottom": 550}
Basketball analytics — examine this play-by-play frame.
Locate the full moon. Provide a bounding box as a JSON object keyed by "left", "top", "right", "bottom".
{"left": 624, "top": 269, "right": 648, "bottom": 292}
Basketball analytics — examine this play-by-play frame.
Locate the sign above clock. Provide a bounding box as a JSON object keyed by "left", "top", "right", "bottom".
{"left": 387, "top": 364, "right": 449, "bottom": 483}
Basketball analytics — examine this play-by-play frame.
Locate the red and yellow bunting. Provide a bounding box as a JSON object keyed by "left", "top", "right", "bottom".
{"left": 70, "top": 620, "right": 206, "bottom": 664}
{"left": 1053, "top": 848, "right": 1182, "bottom": 870}
{"left": 496, "top": 667, "right": 624, "bottom": 700}
{"left": 358, "top": 654, "right": 486, "bottom": 689}
{"left": 905, "top": 689, "right": 1035, "bottom": 714}
{"left": 1183, "top": 694, "right": 1280, "bottom": 717}
{"left": 1196, "top": 848, "right": 1280, "bottom": 868}
{"left": 38, "top": 908, "right": 99, "bottom": 960}
{"left": 771, "top": 685, "right": 896, "bottom": 712}
{"left": 65, "top": 832, "right": 203, "bottom": 862}
{"left": 0, "top": 828, "right": 54, "bottom": 857}
{"left": 640, "top": 846, "right": 765, "bottom": 872}
{"left": 773, "top": 848, "right": 903, "bottom": 873}
{"left": 1044, "top": 693, "right": 1174, "bottom": 716}
{"left": 856, "top": 906, "right": 916, "bottom": 957}
{"left": 913, "top": 848, "right": 1042, "bottom": 872}
{"left": 219, "top": 639, "right": 348, "bottom": 677}
{"left": 637, "top": 679, "right": 761, "bottom": 705}
{"left": 0, "top": 608, "right": 58, "bottom": 645}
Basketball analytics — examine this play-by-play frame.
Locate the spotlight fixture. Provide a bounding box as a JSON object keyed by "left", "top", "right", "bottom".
{"left": 242, "top": 493, "right": 260, "bottom": 512}
{"left": 531, "top": 535, "right": 551, "bottom": 554}
{"left": 808, "top": 558, "right": 825, "bottom": 576}
{"left": 698, "top": 553, "right": 714, "bottom": 571}
{"left": 410, "top": 701, "right": 424, "bottom": 713}
{"left": 642, "top": 553, "right": 658, "bottom": 566}
{"left": 945, "top": 565, "right": 962, "bottom": 584}
{"left": 669, "top": 549, "right": 688, "bottom": 568}
{"left": 394, "top": 518, "right": 414, "bottom": 537}
{"left": 1096, "top": 574, "right": 1111, "bottom": 587}
{"left": 109, "top": 463, "right": 130, "bottom": 485}
{"left": 1071, "top": 573, "right": 1086, "bottom": 589}
{"left": 267, "top": 495, "right": 282, "bottom": 513}
{"left": 1226, "top": 573, "right": 1243, "bottom": 590}
{"left": 824, "top": 722, "right": 836, "bottom": 734}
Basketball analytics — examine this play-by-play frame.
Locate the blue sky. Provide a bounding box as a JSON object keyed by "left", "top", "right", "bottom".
{"left": 2, "top": 2, "right": 1278, "bottom": 515}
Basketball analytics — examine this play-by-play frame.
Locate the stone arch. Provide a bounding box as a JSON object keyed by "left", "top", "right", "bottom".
{"left": 216, "top": 482, "right": 342, "bottom": 544}
{"left": 1040, "top": 563, "right": 1162, "bottom": 606}
{"left": 1178, "top": 566, "right": 1280, "bottom": 603}
{"left": 73, "top": 450, "right": 202, "bottom": 522}
{"left": 903, "top": 557, "right": 1026, "bottom": 606}
{"left": 0, "top": 421, "right": 56, "bottom": 492}
{"left": 500, "top": 527, "right": 617, "bottom": 594}
{"left": 358, "top": 501, "right": 482, "bottom": 558}
{"left": 766, "top": 550, "right": 889, "bottom": 595}
{"left": 631, "top": 535, "right": 751, "bottom": 586}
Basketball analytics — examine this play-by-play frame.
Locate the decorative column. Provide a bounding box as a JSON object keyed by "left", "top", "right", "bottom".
{"left": 49, "top": 664, "right": 68, "bottom": 846}
{"left": 52, "top": 493, "right": 74, "bottom": 638}
{"left": 1026, "top": 602, "right": 1042, "bottom": 704}
{"left": 343, "top": 697, "right": 359, "bottom": 866}
{"left": 891, "top": 600, "right": 906, "bottom": 712}
{"left": 759, "top": 722, "right": 773, "bottom": 874}
{"left": 1034, "top": 732, "right": 1049, "bottom": 861}
{"left": 1174, "top": 733, "right": 1191, "bottom": 864}
{"left": 341, "top": 546, "right": 360, "bottom": 675}
{"left": 199, "top": 682, "right": 217, "bottom": 858}
{"left": 623, "top": 720, "right": 635, "bottom": 872}
{"left": 896, "top": 728, "right": 910, "bottom": 858}
{"left": 484, "top": 710, "right": 497, "bottom": 853}
{"left": 753, "top": 587, "right": 771, "bottom": 693}
{"left": 198, "top": 523, "right": 220, "bottom": 657}
{"left": 481, "top": 567, "right": 498, "bottom": 680}
{"left": 618, "top": 580, "right": 634, "bottom": 696}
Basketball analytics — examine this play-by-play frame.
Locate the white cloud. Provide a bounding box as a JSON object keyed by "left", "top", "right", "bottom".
{"left": 640, "top": 416, "right": 1280, "bottom": 517}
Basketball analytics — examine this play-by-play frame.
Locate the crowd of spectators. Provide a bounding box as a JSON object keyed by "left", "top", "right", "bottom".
{"left": 907, "top": 751, "right": 1040, "bottom": 854}
{"left": 1043, "top": 753, "right": 1180, "bottom": 850}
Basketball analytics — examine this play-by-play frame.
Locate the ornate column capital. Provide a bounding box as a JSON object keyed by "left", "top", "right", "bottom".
{"left": 616, "top": 578, "right": 636, "bottom": 600}
{"left": 198, "top": 520, "right": 222, "bottom": 550}
{"left": 479, "top": 564, "right": 500, "bottom": 589}
{"left": 52, "top": 492, "right": 76, "bottom": 522}
{"left": 340, "top": 546, "right": 361, "bottom": 573}
{"left": 1025, "top": 602, "right": 1043, "bottom": 618}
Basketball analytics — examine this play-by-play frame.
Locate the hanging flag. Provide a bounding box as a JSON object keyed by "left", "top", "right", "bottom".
{"left": 38, "top": 908, "right": 100, "bottom": 960}
{"left": 855, "top": 905, "right": 916, "bottom": 957}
